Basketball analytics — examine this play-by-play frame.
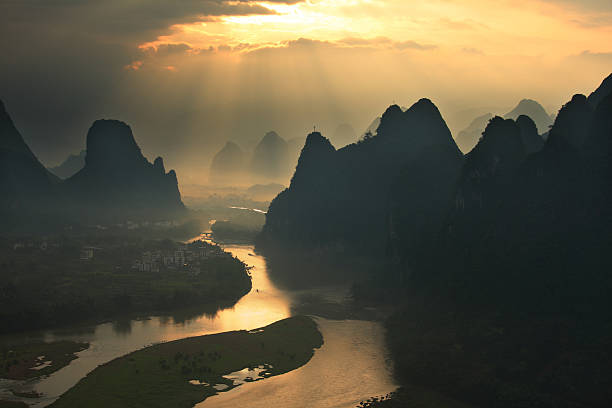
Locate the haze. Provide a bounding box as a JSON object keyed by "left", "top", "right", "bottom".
{"left": 1, "top": 0, "right": 610, "bottom": 184}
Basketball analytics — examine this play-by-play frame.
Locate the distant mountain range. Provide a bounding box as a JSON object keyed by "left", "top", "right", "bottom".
{"left": 454, "top": 99, "right": 553, "bottom": 153}
{"left": 209, "top": 141, "right": 246, "bottom": 185}
{"left": 209, "top": 124, "right": 361, "bottom": 188}
{"left": 0, "top": 104, "right": 185, "bottom": 229}
{"left": 48, "top": 149, "right": 86, "bottom": 179}
{"left": 258, "top": 73, "right": 612, "bottom": 265}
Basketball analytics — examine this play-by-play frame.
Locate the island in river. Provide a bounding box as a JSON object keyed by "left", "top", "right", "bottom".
{"left": 49, "top": 316, "right": 322, "bottom": 408}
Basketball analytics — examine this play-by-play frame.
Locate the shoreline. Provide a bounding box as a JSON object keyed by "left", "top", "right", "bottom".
{"left": 49, "top": 316, "right": 322, "bottom": 408}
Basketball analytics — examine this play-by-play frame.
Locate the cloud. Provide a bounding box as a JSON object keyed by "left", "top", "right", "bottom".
{"left": 540, "top": 0, "right": 612, "bottom": 12}
{"left": 125, "top": 60, "right": 144, "bottom": 70}
{"left": 462, "top": 47, "right": 485, "bottom": 55}
{"left": 0, "top": 1, "right": 297, "bottom": 44}
{"left": 245, "top": 36, "right": 437, "bottom": 55}
{"left": 394, "top": 40, "right": 437, "bottom": 50}
{"left": 569, "top": 14, "right": 612, "bottom": 28}
{"left": 144, "top": 43, "right": 196, "bottom": 56}
{"left": 573, "top": 50, "right": 612, "bottom": 62}
{"left": 537, "top": 0, "right": 612, "bottom": 27}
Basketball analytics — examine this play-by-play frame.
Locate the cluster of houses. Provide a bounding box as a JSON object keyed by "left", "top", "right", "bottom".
{"left": 11, "top": 238, "right": 58, "bottom": 251}
{"left": 132, "top": 242, "right": 226, "bottom": 274}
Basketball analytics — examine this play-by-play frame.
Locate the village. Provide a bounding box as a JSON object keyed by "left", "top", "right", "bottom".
{"left": 3, "top": 234, "right": 230, "bottom": 278}
{"left": 131, "top": 240, "right": 228, "bottom": 275}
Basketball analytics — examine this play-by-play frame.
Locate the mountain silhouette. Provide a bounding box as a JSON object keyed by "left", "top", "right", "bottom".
{"left": 49, "top": 149, "right": 86, "bottom": 179}
{"left": 516, "top": 114, "right": 544, "bottom": 154}
{"left": 588, "top": 72, "right": 612, "bottom": 109}
{"left": 394, "top": 75, "right": 612, "bottom": 310}
{"left": 546, "top": 94, "right": 594, "bottom": 149}
{"left": 259, "top": 99, "right": 463, "bottom": 256}
{"left": 63, "top": 119, "right": 185, "bottom": 221}
{"left": 503, "top": 99, "right": 553, "bottom": 134}
{"left": 250, "top": 131, "right": 290, "bottom": 182}
{"left": 209, "top": 141, "right": 246, "bottom": 185}
{"left": 362, "top": 116, "right": 381, "bottom": 138}
{"left": 378, "top": 76, "right": 612, "bottom": 408}
{"left": 0, "top": 99, "right": 58, "bottom": 216}
{"left": 455, "top": 112, "right": 493, "bottom": 153}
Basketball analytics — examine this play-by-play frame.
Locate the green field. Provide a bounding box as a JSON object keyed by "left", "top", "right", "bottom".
{"left": 50, "top": 316, "right": 322, "bottom": 408}
{"left": 0, "top": 340, "right": 88, "bottom": 380}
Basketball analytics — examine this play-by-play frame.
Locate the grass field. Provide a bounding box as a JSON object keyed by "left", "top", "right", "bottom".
{"left": 50, "top": 316, "right": 322, "bottom": 408}
{"left": 0, "top": 341, "right": 88, "bottom": 380}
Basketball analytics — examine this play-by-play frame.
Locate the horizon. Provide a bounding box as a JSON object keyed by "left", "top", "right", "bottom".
{"left": 1, "top": 0, "right": 611, "bottom": 185}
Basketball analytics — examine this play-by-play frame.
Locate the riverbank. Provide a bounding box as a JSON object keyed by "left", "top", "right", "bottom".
{"left": 49, "top": 316, "right": 322, "bottom": 408}
{"left": 0, "top": 238, "right": 252, "bottom": 334}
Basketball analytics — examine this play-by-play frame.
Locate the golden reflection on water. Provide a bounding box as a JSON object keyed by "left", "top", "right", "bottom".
{"left": 1, "top": 244, "right": 395, "bottom": 408}
{"left": 190, "top": 245, "right": 292, "bottom": 336}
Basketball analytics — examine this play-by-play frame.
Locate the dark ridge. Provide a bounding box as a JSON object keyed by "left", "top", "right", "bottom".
{"left": 547, "top": 94, "right": 593, "bottom": 149}
{"left": 153, "top": 156, "right": 165, "bottom": 173}
{"left": 85, "top": 119, "right": 144, "bottom": 169}
{"left": 516, "top": 114, "right": 544, "bottom": 154}
{"left": 588, "top": 72, "right": 612, "bottom": 108}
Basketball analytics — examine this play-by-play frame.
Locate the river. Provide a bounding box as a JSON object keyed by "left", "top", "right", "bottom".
{"left": 0, "top": 245, "right": 397, "bottom": 407}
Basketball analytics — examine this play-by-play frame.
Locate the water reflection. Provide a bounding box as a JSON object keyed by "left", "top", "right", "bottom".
{"left": 0, "top": 246, "right": 292, "bottom": 407}
{"left": 111, "top": 319, "right": 133, "bottom": 336}
{"left": 0, "top": 245, "right": 396, "bottom": 408}
{"left": 197, "top": 318, "right": 397, "bottom": 408}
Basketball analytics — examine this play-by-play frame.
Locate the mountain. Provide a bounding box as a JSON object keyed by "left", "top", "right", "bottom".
{"left": 546, "top": 94, "right": 593, "bottom": 149}
{"left": 503, "top": 99, "right": 553, "bottom": 134}
{"left": 259, "top": 99, "right": 463, "bottom": 256}
{"left": 250, "top": 131, "right": 290, "bottom": 182}
{"left": 393, "top": 78, "right": 612, "bottom": 313}
{"left": 0, "top": 99, "right": 58, "bottom": 216}
{"left": 331, "top": 123, "right": 357, "bottom": 148}
{"left": 454, "top": 112, "right": 493, "bottom": 153}
{"left": 286, "top": 136, "right": 306, "bottom": 173}
{"left": 516, "top": 114, "right": 544, "bottom": 154}
{"left": 376, "top": 75, "right": 612, "bottom": 408}
{"left": 49, "top": 150, "right": 86, "bottom": 179}
{"left": 63, "top": 119, "right": 185, "bottom": 221}
{"left": 362, "top": 117, "right": 381, "bottom": 137}
{"left": 209, "top": 141, "right": 246, "bottom": 186}
{"left": 588, "top": 72, "right": 612, "bottom": 109}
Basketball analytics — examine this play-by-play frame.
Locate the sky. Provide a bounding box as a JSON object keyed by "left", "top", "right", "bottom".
{"left": 1, "top": 0, "right": 611, "bottom": 184}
